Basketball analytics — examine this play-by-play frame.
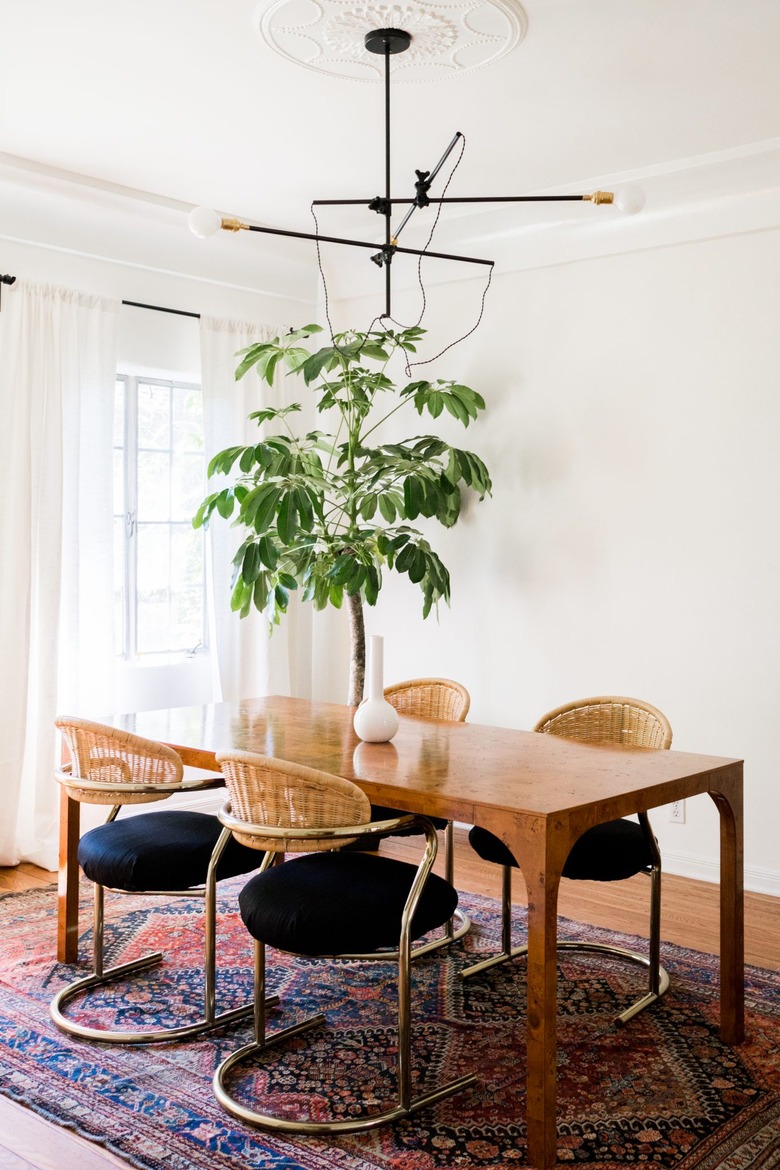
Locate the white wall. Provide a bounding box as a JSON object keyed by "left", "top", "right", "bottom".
{"left": 327, "top": 225, "right": 780, "bottom": 896}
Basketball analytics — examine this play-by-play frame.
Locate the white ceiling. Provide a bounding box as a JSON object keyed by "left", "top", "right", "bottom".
{"left": 1, "top": 0, "right": 779, "bottom": 302}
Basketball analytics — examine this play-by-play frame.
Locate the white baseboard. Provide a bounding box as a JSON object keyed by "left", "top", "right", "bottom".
{"left": 662, "top": 850, "right": 780, "bottom": 898}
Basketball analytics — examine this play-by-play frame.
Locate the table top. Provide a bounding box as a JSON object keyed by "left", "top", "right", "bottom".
{"left": 115, "top": 696, "right": 742, "bottom": 827}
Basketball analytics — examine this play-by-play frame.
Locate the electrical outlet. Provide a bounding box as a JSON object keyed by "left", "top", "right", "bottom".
{"left": 669, "top": 799, "right": 686, "bottom": 824}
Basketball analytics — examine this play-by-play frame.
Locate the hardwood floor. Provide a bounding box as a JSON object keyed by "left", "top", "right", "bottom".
{"left": 0, "top": 834, "right": 778, "bottom": 1169}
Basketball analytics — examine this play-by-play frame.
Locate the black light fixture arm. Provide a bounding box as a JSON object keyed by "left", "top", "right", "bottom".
{"left": 227, "top": 218, "right": 492, "bottom": 268}
{"left": 312, "top": 191, "right": 615, "bottom": 207}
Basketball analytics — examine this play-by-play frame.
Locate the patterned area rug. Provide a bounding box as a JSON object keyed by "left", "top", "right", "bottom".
{"left": 0, "top": 881, "right": 778, "bottom": 1169}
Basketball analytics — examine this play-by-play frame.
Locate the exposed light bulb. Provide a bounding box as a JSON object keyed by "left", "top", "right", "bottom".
{"left": 613, "top": 184, "right": 646, "bottom": 215}
{"left": 188, "top": 206, "right": 222, "bottom": 238}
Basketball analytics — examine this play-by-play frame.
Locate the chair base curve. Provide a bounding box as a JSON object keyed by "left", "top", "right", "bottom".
{"left": 214, "top": 1015, "right": 477, "bottom": 1135}
{"left": 336, "top": 907, "right": 472, "bottom": 962}
{"left": 50, "top": 952, "right": 278, "bottom": 1044}
{"left": 461, "top": 940, "right": 670, "bottom": 1026}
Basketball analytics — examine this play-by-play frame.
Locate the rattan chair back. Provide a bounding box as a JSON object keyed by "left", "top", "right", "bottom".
{"left": 384, "top": 678, "right": 470, "bottom": 722}
{"left": 533, "top": 696, "right": 672, "bottom": 750}
{"left": 217, "top": 751, "right": 372, "bottom": 853}
{"left": 55, "top": 716, "right": 184, "bottom": 805}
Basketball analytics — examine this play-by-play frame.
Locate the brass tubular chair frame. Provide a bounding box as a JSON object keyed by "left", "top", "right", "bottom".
{"left": 51, "top": 766, "right": 277, "bottom": 1044}
{"left": 461, "top": 812, "right": 670, "bottom": 1024}
{"left": 356, "top": 678, "right": 472, "bottom": 961}
{"left": 461, "top": 697, "right": 672, "bottom": 1025}
{"left": 212, "top": 805, "right": 477, "bottom": 1134}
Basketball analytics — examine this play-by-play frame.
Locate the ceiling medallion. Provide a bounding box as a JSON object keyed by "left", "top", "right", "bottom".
{"left": 257, "top": 0, "right": 528, "bottom": 81}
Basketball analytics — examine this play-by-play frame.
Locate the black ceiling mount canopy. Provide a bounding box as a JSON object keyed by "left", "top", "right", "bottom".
{"left": 363, "top": 27, "right": 411, "bottom": 55}
{"left": 188, "top": 25, "right": 639, "bottom": 319}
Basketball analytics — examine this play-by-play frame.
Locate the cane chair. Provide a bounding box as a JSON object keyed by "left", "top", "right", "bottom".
{"left": 463, "top": 696, "right": 673, "bottom": 1025}
{"left": 360, "top": 678, "right": 471, "bottom": 956}
{"left": 51, "top": 717, "right": 275, "bottom": 1044}
{"left": 213, "top": 750, "right": 476, "bottom": 1134}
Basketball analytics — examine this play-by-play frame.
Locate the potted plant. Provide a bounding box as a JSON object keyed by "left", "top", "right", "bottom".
{"left": 193, "top": 324, "right": 491, "bottom": 705}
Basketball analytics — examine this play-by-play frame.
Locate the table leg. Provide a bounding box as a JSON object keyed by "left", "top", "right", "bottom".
{"left": 710, "top": 766, "right": 745, "bottom": 1044}
{"left": 57, "top": 787, "right": 80, "bottom": 962}
{"left": 519, "top": 830, "right": 567, "bottom": 1170}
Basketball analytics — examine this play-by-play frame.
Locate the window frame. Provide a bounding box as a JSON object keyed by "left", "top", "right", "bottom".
{"left": 114, "top": 373, "right": 209, "bottom": 661}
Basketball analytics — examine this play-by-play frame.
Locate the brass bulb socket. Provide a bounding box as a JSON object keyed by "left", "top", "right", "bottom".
{"left": 584, "top": 191, "right": 614, "bottom": 205}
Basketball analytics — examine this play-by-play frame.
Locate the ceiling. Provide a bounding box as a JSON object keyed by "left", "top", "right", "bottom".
{"left": 1, "top": 0, "right": 779, "bottom": 303}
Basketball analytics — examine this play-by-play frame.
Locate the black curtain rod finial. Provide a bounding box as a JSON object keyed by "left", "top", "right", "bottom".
{"left": 0, "top": 274, "right": 16, "bottom": 285}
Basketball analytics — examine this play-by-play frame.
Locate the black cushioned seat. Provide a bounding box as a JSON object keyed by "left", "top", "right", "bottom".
{"left": 239, "top": 850, "right": 458, "bottom": 956}
{"left": 469, "top": 818, "right": 654, "bottom": 883}
{"left": 78, "top": 810, "right": 261, "bottom": 891}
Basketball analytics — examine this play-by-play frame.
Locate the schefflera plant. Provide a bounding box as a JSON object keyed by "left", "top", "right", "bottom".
{"left": 193, "top": 324, "right": 492, "bottom": 705}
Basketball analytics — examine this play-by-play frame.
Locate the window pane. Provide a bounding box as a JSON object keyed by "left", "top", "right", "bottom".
{"left": 172, "top": 386, "right": 203, "bottom": 453}
{"left": 137, "top": 451, "right": 171, "bottom": 520}
{"left": 171, "top": 525, "right": 204, "bottom": 592}
{"left": 138, "top": 382, "right": 170, "bottom": 450}
{"left": 170, "top": 589, "right": 204, "bottom": 651}
{"left": 119, "top": 376, "right": 207, "bottom": 657}
{"left": 136, "top": 523, "right": 170, "bottom": 654}
{"left": 171, "top": 452, "right": 205, "bottom": 519}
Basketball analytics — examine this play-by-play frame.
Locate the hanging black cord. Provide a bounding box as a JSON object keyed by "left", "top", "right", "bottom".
{"left": 413, "top": 132, "right": 467, "bottom": 332}
{"left": 406, "top": 263, "right": 494, "bottom": 372}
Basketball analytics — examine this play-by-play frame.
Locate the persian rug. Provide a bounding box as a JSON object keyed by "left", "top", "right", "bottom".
{"left": 0, "top": 881, "right": 778, "bottom": 1169}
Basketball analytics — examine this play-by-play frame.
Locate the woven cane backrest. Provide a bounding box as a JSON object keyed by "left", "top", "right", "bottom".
{"left": 384, "top": 678, "right": 470, "bottom": 722}
{"left": 217, "top": 751, "right": 372, "bottom": 853}
{"left": 533, "top": 696, "right": 673, "bottom": 750}
{"left": 55, "top": 717, "right": 184, "bottom": 805}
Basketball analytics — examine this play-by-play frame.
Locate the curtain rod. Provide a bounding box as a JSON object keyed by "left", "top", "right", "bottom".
{"left": 0, "top": 273, "right": 16, "bottom": 312}
{"left": 122, "top": 299, "right": 200, "bottom": 320}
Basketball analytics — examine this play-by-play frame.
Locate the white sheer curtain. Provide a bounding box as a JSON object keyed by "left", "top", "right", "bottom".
{"left": 0, "top": 281, "right": 118, "bottom": 869}
{"left": 200, "top": 317, "right": 310, "bottom": 702}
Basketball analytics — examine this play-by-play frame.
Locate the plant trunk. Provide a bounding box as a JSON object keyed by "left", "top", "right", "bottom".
{"left": 347, "top": 592, "right": 365, "bottom": 707}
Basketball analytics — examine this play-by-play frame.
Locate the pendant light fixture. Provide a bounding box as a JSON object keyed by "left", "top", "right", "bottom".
{"left": 189, "top": 28, "right": 644, "bottom": 319}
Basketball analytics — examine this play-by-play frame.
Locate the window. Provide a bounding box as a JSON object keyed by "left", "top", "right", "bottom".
{"left": 113, "top": 375, "right": 207, "bottom": 658}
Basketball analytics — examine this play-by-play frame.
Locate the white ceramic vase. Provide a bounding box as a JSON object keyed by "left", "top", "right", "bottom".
{"left": 353, "top": 635, "right": 399, "bottom": 743}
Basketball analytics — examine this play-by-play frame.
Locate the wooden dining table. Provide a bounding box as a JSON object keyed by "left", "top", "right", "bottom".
{"left": 57, "top": 695, "right": 744, "bottom": 1169}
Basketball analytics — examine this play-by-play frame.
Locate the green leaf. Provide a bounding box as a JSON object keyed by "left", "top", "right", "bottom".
{"left": 403, "top": 476, "right": 422, "bottom": 520}
{"left": 363, "top": 565, "right": 380, "bottom": 606}
{"left": 295, "top": 487, "right": 314, "bottom": 532}
{"left": 396, "top": 543, "right": 416, "bottom": 574}
{"left": 235, "top": 344, "right": 277, "bottom": 383}
{"left": 216, "top": 489, "right": 235, "bottom": 519}
{"left": 378, "top": 493, "right": 396, "bottom": 523}
{"left": 253, "top": 486, "right": 282, "bottom": 534}
{"left": 361, "top": 494, "right": 378, "bottom": 521}
{"left": 330, "top": 554, "right": 356, "bottom": 585}
{"left": 302, "top": 347, "right": 337, "bottom": 384}
{"left": 329, "top": 584, "right": 344, "bottom": 609}
{"left": 242, "top": 541, "right": 261, "bottom": 583}
{"left": 207, "top": 445, "right": 244, "bottom": 477}
{"left": 258, "top": 535, "right": 278, "bottom": 570}
{"left": 277, "top": 491, "right": 299, "bottom": 544}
